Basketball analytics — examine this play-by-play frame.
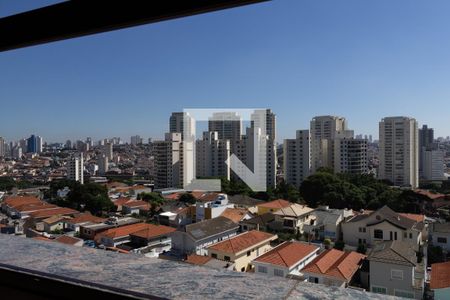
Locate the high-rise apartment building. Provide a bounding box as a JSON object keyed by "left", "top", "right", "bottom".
{"left": 0, "top": 137, "right": 5, "bottom": 158}
{"left": 418, "top": 124, "right": 437, "bottom": 178}
{"left": 208, "top": 112, "right": 242, "bottom": 141}
{"left": 67, "top": 153, "right": 84, "bottom": 184}
{"left": 130, "top": 135, "right": 142, "bottom": 145}
{"left": 27, "top": 135, "right": 43, "bottom": 154}
{"left": 379, "top": 116, "right": 418, "bottom": 188}
{"left": 196, "top": 131, "right": 230, "bottom": 180}
{"left": 283, "top": 130, "right": 310, "bottom": 188}
{"left": 169, "top": 112, "right": 195, "bottom": 140}
{"left": 153, "top": 133, "right": 183, "bottom": 189}
{"left": 251, "top": 109, "right": 277, "bottom": 188}
{"left": 333, "top": 137, "right": 368, "bottom": 174}
{"left": 423, "top": 148, "right": 445, "bottom": 181}
{"left": 310, "top": 116, "right": 347, "bottom": 172}
{"left": 98, "top": 154, "right": 109, "bottom": 175}
{"left": 103, "top": 142, "right": 113, "bottom": 160}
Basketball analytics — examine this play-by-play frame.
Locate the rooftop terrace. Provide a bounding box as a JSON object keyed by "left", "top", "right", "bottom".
{"left": 0, "top": 235, "right": 399, "bottom": 299}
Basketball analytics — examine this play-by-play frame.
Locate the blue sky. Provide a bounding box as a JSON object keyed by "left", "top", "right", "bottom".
{"left": 1, "top": 0, "right": 450, "bottom": 143}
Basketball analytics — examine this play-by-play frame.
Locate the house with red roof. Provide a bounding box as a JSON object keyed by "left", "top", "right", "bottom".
{"left": 207, "top": 230, "right": 277, "bottom": 272}
{"left": 256, "top": 199, "right": 291, "bottom": 215}
{"left": 252, "top": 241, "right": 320, "bottom": 278}
{"left": 121, "top": 200, "right": 150, "bottom": 215}
{"left": 302, "top": 248, "right": 366, "bottom": 287}
{"left": 430, "top": 261, "right": 450, "bottom": 300}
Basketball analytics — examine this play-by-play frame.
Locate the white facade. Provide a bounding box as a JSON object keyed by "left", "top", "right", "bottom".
{"left": 67, "top": 153, "right": 84, "bottom": 184}
{"left": 379, "top": 116, "right": 419, "bottom": 188}
{"left": 153, "top": 133, "right": 183, "bottom": 189}
{"left": 169, "top": 112, "right": 195, "bottom": 141}
{"left": 283, "top": 130, "right": 310, "bottom": 188}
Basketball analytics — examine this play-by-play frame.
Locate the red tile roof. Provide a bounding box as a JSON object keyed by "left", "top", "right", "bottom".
{"left": 130, "top": 224, "right": 175, "bottom": 239}
{"left": 399, "top": 213, "right": 425, "bottom": 223}
{"left": 430, "top": 261, "right": 450, "bottom": 289}
{"left": 32, "top": 236, "right": 53, "bottom": 242}
{"left": 123, "top": 200, "right": 150, "bottom": 209}
{"left": 185, "top": 254, "right": 212, "bottom": 265}
{"left": 220, "top": 208, "right": 248, "bottom": 223}
{"left": 253, "top": 241, "right": 319, "bottom": 268}
{"left": 29, "top": 207, "right": 79, "bottom": 219}
{"left": 13, "top": 202, "right": 57, "bottom": 212}
{"left": 257, "top": 199, "right": 291, "bottom": 209}
{"left": 3, "top": 196, "right": 42, "bottom": 208}
{"left": 414, "top": 189, "right": 446, "bottom": 200}
{"left": 65, "top": 212, "right": 105, "bottom": 225}
{"left": 113, "top": 197, "right": 132, "bottom": 206}
{"left": 208, "top": 230, "right": 276, "bottom": 255}
{"left": 302, "top": 249, "right": 366, "bottom": 281}
{"left": 96, "top": 222, "right": 148, "bottom": 240}
{"left": 55, "top": 235, "right": 83, "bottom": 245}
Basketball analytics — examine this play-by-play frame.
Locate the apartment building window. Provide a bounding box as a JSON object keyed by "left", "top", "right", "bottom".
{"left": 274, "top": 269, "right": 284, "bottom": 277}
{"left": 372, "top": 286, "right": 387, "bottom": 294}
{"left": 374, "top": 229, "right": 383, "bottom": 239}
{"left": 258, "top": 265, "right": 267, "bottom": 273}
{"left": 437, "top": 237, "right": 447, "bottom": 243}
{"left": 391, "top": 269, "right": 403, "bottom": 280}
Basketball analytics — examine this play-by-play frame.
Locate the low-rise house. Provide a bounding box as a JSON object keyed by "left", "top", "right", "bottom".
{"left": 122, "top": 200, "right": 150, "bottom": 215}
{"left": 239, "top": 213, "right": 275, "bottom": 232}
{"left": 79, "top": 217, "right": 141, "bottom": 240}
{"left": 207, "top": 230, "right": 277, "bottom": 272}
{"left": 430, "top": 261, "right": 450, "bottom": 300}
{"left": 29, "top": 207, "right": 80, "bottom": 222}
{"left": 228, "top": 194, "right": 264, "bottom": 212}
{"left": 184, "top": 254, "right": 235, "bottom": 270}
{"left": 54, "top": 235, "right": 84, "bottom": 247}
{"left": 430, "top": 222, "right": 450, "bottom": 252}
{"left": 64, "top": 213, "right": 106, "bottom": 233}
{"left": 193, "top": 193, "right": 234, "bottom": 222}
{"left": 171, "top": 216, "right": 239, "bottom": 255}
{"left": 42, "top": 215, "right": 67, "bottom": 233}
{"left": 220, "top": 208, "right": 252, "bottom": 224}
{"left": 1, "top": 196, "right": 54, "bottom": 218}
{"left": 95, "top": 223, "right": 149, "bottom": 247}
{"left": 129, "top": 224, "right": 176, "bottom": 257}
{"left": 271, "top": 204, "right": 314, "bottom": 233}
{"left": 365, "top": 240, "right": 424, "bottom": 299}
{"left": 341, "top": 206, "right": 425, "bottom": 248}
{"left": 113, "top": 197, "right": 133, "bottom": 212}
{"left": 302, "top": 249, "right": 366, "bottom": 287}
{"left": 256, "top": 199, "right": 291, "bottom": 215}
{"left": 253, "top": 241, "right": 320, "bottom": 278}
{"left": 302, "top": 206, "right": 354, "bottom": 241}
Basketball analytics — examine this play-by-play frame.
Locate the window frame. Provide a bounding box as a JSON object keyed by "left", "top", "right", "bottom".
{"left": 374, "top": 229, "right": 383, "bottom": 239}
{"left": 391, "top": 269, "right": 403, "bottom": 280}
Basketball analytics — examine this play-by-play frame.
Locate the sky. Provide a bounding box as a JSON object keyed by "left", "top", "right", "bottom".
{"left": 1, "top": 0, "right": 450, "bottom": 143}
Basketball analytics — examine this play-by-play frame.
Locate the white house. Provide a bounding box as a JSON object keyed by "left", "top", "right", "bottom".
{"left": 253, "top": 241, "right": 319, "bottom": 278}
{"left": 302, "top": 206, "right": 354, "bottom": 241}
{"left": 341, "top": 206, "right": 424, "bottom": 248}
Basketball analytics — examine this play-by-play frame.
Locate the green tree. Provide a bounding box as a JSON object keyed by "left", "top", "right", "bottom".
{"left": 179, "top": 193, "right": 196, "bottom": 204}
{"left": 333, "top": 240, "right": 345, "bottom": 251}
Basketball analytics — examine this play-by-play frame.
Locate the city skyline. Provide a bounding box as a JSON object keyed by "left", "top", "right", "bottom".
{"left": 2, "top": 0, "right": 450, "bottom": 141}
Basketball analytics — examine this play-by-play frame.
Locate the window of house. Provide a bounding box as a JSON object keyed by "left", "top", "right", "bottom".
{"left": 274, "top": 269, "right": 284, "bottom": 277}
{"left": 394, "top": 290, "right": 414, "bottom": 298}
{"left": 211, "top": 253, "right": 217, "bottom": 259}
{"left": 308, "top": 277, "right": 319, "bottom": 283}
{"left": 372, "top": 286, "right": 387, "bottom": 294}
{"left": 283, "top": 219, "right": 295, "bottom": 228}
{"left": 224, "top": 256, "right": 231, "bottom": 261}
{"left": 247, "top": 251, "right": 251, "bottom": 256}
{"left": 437, "top": 237, "right": 447, "bottom": 243}
{"left": 241, "top": 267, "right": 245, "bottom": 272}
{"left": 374, "top": 229, "right": 383, "bottom": 239}
{"left": 409, "top": 233, "right": 412, "bottom": 239}
{"left": 403, "top": 232, "right": 407, "bottom": 238}
{"left": 258, "top": 265, "right": 267, "bottom": 273}
{"left": 391, "top": 269, "right": 403, "bottom": 280}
